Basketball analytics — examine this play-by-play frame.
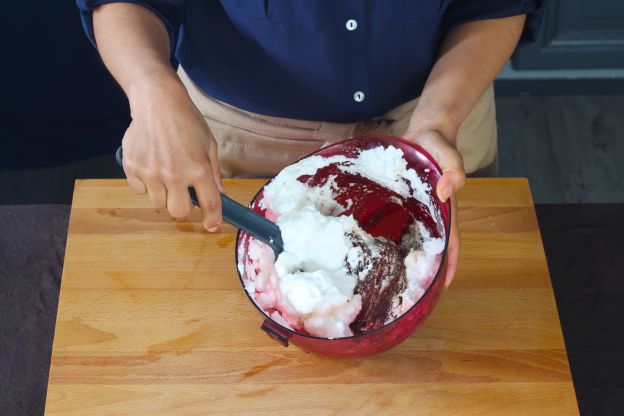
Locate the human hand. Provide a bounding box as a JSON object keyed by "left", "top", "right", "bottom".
{"left": 122, "top": 75, "right": 225, "bottom": 232}
{"left": 403, "top": 129, "right": 464, "bottom": 287}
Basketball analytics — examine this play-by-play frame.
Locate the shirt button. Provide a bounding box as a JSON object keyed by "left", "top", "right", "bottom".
{"left": 346, "top": 19, "right": 358, "bottom": 31}
{"left": 353, "top": 91, "right": 365, "bottom": 103}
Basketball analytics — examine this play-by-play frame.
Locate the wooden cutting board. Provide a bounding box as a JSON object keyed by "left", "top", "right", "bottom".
{"left": 45, "top": 178, "right": 578, "bottom": 415}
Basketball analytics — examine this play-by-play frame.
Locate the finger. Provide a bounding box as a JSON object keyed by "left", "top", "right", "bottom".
{"left": 207, "top": 140, "right": 226, "bottom": 194}
{"left": 428, "top": 142, "right": 464, "bottom": 202}
{"left": 408, "top": 131, "right": 465, "bottom": 202}
{"left": 126, "top": 173, "right": 147, "bottom": 194}
{"left": 437, "top": 168, "right": 465, "bottom": 203}
{"left": 166, "top": 184, "right": 194, "bottom": 220}
{"left": 144, "top": 180, "right": 168, "bottom": 209}
{"left": 445, "top": 196, "right": 460, "bottom": 288}
{"left": 121, "top": 143, "right": 146, "bottom": 194}
{"left": 444, "top": 222, "right": 460, "bottom": 288}
{"left": 194, "top": 176, "right": 222, "bottom": 232}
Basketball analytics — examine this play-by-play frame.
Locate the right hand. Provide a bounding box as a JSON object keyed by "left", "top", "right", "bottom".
{"left": 403, "top": 129, "right": 465, "bottom": 288}
{"left": 122, "top": 74, "right": 225, "bottom": 232}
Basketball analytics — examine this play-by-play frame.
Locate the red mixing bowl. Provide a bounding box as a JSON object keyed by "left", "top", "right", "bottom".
{"left": 235, "top": 135, "right": 450, "bottom": 357}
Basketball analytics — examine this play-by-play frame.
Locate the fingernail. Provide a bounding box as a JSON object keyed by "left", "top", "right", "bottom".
{"left": 207, "top": 225, "right": 219, "bottom": 233}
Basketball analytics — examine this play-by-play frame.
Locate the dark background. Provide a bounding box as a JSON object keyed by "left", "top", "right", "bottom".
{"left": 0, "top": 2, "right": 129, "bottom": 169}
{"left": 0, "top": 1, "right": 623, "bottom": 415}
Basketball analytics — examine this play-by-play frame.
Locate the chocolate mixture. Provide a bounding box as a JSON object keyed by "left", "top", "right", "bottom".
{"left": 346, "top": 233, "right": 407, "bottom": 334}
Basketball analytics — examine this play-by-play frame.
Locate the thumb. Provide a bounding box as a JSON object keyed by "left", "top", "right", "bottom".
{"left": 406, "top": 130, "right": 465, "bottom": 203}
{"left": 437, "top": 166, "right": 465, "bottom": 203}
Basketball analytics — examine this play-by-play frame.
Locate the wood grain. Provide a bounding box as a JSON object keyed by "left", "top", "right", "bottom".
{"left": 45, "top": 179, "right": 578, "bottom": 415}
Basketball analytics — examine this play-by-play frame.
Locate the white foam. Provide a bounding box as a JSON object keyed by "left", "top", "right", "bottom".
{"left": 244, "top": 145, "right": 444, "bottom": 338}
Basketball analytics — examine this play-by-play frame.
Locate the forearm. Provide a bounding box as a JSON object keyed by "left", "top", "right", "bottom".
{"left": 92, "top": 3, "right": 182, "bottom": 113}
{"left": 407, "top": 15, "right": 526, "bottom": 142}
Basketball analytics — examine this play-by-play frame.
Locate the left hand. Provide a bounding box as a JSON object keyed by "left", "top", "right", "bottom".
{"left": 403, "top": 129, "right": 464, "bottom": 288}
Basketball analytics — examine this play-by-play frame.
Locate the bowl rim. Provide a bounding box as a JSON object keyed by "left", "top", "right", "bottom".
{"left": 234, "top": 135, "right": 451, "bottom": 341}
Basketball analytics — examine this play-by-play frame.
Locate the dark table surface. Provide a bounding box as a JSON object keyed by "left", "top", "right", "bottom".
{"left": 0, "top": 204, "right": 622, "bottom": 416}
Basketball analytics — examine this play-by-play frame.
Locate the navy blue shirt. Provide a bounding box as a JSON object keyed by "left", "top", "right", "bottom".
{"left": 77, "top": 0, "right": 545, "bottom": 122}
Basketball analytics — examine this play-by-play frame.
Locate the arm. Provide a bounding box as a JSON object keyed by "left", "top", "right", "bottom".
{"left": 403, "top": 15, "right": 526, "bottom": 286}
{"left": 93, "top": 3, "right": 173, "bottom": 102}
{"left": 408, "top": 15, "right": 526, "bottom": 148}
{"left": 93, "top": 3, "right": 224, "bottom": 231}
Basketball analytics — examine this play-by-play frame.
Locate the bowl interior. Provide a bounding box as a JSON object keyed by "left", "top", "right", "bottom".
{"left": 236, "top": 135, "right": 451, "bottom": 339}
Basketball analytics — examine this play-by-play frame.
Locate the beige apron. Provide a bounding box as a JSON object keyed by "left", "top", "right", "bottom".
{"left": 178, "top": 66, "right": 497, "bottom": 178}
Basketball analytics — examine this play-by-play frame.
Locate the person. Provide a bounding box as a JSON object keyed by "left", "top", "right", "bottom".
{"left": 76, "top": 0, "right": 546, "bottom": 287}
